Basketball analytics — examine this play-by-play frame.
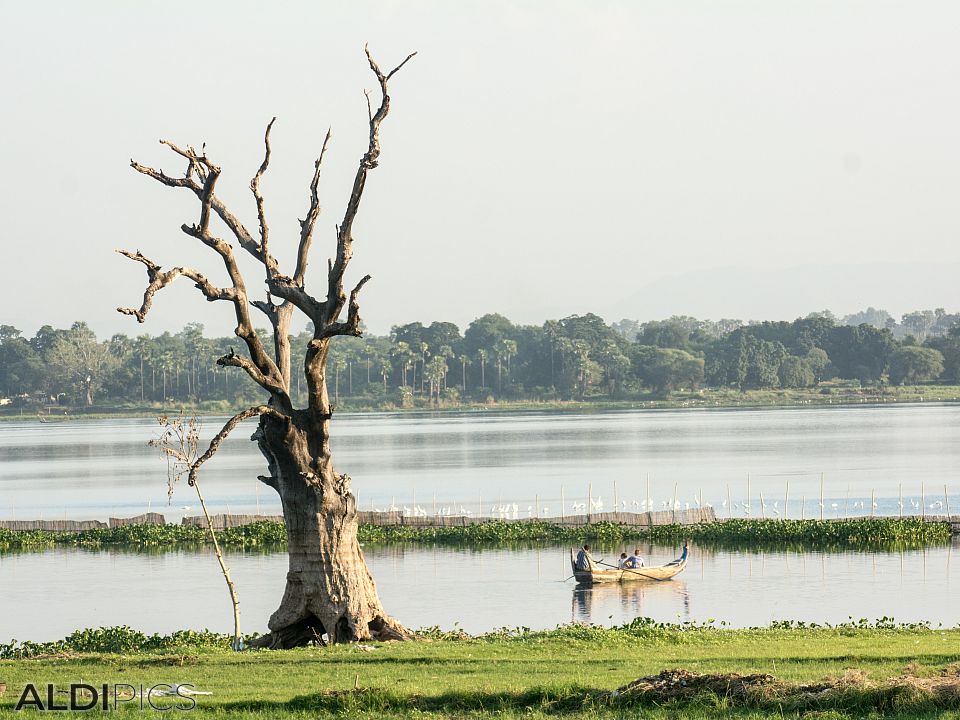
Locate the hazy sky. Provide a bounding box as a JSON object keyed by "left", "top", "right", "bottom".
{"left": 2, "top": 1, "right": 959, "bottom": 338}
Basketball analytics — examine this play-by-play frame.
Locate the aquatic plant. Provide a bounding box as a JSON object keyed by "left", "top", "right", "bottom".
{"left": 0, "top": 517, "right": 950, "bottom": 553}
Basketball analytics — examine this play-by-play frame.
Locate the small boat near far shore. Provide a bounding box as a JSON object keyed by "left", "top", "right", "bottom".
{"left": 571, "top": 544, "right": 688, "bottom": 584}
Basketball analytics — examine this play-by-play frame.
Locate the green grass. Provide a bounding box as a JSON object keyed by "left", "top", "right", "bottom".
{"left": 0, "top": 518, "right": 950, "bottom": 554}
{"left": 1, "top": 622, "right": 959, "bottom": 718}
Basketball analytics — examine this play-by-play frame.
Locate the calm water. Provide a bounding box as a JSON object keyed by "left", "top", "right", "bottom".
{"left": 1, "top": 541, "right": 957, "bottom": 642}
{"left": 1, "top": 404, "right": 960, "bottom": 520}
{"left": 2, "top": 405, "right": 960, "bottom": 642}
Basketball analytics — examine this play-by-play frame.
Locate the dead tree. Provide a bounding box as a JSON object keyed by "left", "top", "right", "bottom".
{"left": 118, "top": 47, "right": 415, "bottom": 648}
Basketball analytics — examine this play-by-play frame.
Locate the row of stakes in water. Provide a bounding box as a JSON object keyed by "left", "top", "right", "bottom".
{"left": 371, "top": 495, "right": 952, "bottom": 519}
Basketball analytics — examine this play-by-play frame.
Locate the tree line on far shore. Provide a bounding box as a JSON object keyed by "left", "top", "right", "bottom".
{"left": 1, "top": 306, "right": 958, "bottom": 409}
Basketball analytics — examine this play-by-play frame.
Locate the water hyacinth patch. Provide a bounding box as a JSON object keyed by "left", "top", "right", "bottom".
{"left": 0, "top": 517, "right": 950, "bottom": 553}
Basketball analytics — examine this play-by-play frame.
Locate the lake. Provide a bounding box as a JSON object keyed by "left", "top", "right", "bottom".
{"left": 1, "top": 404, "right": 959, "bottom": 521}
{"left": 2, "top": 404, "right": 960, "bottom": 642}
{"left": 1, "top": 541, "right": 956, "bottom": 642}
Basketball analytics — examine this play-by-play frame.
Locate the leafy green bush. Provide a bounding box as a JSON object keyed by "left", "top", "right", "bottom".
{"left": 0, "top": 625, "right": 252, "bottom": 659}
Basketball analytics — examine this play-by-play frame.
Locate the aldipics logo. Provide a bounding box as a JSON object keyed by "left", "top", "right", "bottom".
{"left": 14, "top": 683, "right": 206, "bottom": 711}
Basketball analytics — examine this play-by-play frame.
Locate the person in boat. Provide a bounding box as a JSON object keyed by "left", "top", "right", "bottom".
{"left": 574, "top": 544, "right": 594, "bottom": 571}
{"left": 626, "top": 548, "right": 645, "bottom": 568}
{"left": 617, "top": 552, "right": 629, "bottom": 569}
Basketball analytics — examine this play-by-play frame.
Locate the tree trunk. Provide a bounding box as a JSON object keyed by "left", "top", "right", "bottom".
{"left": 250, "top": 412, "right": 411, "bottom": 648}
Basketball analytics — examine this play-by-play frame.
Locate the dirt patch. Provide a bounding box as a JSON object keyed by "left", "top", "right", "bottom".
{"left": 613, "top": 667, "right": 960, "bottom": 708}
{"left": 133, "top": 655, "right": 200, "bottom": 668}
{"left": 614, "top": 668, "right": 778, "bottom": 702}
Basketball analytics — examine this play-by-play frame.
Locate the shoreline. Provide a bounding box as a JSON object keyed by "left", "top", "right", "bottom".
{"left": 3, "top": 384, "right": 960, "bottom": 422}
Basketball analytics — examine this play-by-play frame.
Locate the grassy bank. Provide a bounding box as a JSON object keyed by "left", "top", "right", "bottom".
{"left": 0, "top": 518, "right": 951, "bottom": 553}
{"left": 4, "top": 383, "right": 960, "bottom": 421}
{"left": 1, "top": 622, "right": 959, "bottom": 717}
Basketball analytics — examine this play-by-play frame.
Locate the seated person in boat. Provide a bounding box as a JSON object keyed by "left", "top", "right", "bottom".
{"left": 626, "top": 548, "right": 645, "bottom": 568}
{"left": 617, "top": 552, "right": 629, "bottom": 569}
{"left": 574, "top": 544, "right": 594, "bottom": 570}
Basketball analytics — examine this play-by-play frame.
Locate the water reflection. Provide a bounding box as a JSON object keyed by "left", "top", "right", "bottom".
{"left": 571, "top": 580, "right": 691, "bottom": 625}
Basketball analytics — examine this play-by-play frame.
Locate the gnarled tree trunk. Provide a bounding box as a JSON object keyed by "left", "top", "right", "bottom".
{"left": 251, "top": 410, "right": 409, "bottom": 647}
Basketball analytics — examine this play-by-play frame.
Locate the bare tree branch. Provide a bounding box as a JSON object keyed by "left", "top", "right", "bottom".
{"left": 116, "top": 250, "right": 236, "bottom": 321}
{"left": 294, "top": 128, "right": 332, "bottom": 286}
{"left": 323, "top": 47, "right": 416, "bottom": 333}
{"left": 130, "top": 159, "right": 199, "bottom": 190}
{"left": 123, "top": 48, "right": 414, "bottom": 417}
{"left": 134, "top": 141, "right": 264, "bottom": 262}
{"left": 217, "top": 350, "right": 284, "bottom": 396}
{"left": 319, "top": 274, "right": 372, "bottom": 339}
{"left": 251, "top": 118, "right": 280, "bottom": 277}
{"left": 188, "top": 405, "right": 287, "bottom": 485}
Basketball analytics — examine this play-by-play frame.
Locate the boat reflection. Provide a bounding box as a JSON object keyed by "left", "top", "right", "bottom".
{"left": 571, "top": 578, "right": 691, "bottom": 625}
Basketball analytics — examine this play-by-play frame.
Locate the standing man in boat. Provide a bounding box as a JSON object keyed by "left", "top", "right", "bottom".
{"left": 574, "top": 544, "right": 594, "bottom": 571}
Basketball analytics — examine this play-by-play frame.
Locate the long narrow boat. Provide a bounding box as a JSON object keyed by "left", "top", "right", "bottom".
{"left": 570, "top": 545, "right": 688, "bottom": 584}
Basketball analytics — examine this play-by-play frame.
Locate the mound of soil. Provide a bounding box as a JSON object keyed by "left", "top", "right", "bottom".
{"left": 614, "top": 667, "right": 960, "bottom": 708}
{"left": 614, "top": 668, "right": 778, "bottom": 701}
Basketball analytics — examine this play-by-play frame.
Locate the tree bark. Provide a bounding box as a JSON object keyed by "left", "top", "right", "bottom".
{"left": 250, "top": 411, "right": 410, "bottom": 647}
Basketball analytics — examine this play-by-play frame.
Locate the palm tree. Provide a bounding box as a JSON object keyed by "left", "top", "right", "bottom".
{"left": 425, "top": 355, "right": 447, "bottom": 405}
{"left": 133, "top": 335, "right": 152, "bottom": 403}
{"left": 477, "top": 348, "right": 488, "bottom": 390}
{"left": 418, "top": 341, "right": 430, "bottom": 395}
{"left": 380, "top": 359, "right": 391, "bottom": 391}
{"left": 391, "top": 341, "right": 412, "bottom": 386}
{"left": 494, "top": 338, "right": 517, "bottom": 396}
{"left": 333, "top": 356, "right": 347, "bottom": 404}
{"left": 458, "top": 354, "right": 471, "bottom": 394}
{"left": 572, "top": 339, "right": 590, "bottom": 400}
{"left": 438, "top": 345, "right": 454, "bottom": 391}
{"left": 543, "top": 320, "right": 561, "bottom": 388}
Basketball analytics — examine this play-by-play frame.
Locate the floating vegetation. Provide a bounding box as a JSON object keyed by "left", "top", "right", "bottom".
{"left": 0, "top": 517, "right": 950, "bottom": 553}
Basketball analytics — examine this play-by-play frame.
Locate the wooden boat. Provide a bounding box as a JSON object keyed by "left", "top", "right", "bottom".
{"left": 570, "top": 544, "right": 688, "bottom": 584}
